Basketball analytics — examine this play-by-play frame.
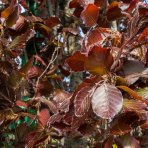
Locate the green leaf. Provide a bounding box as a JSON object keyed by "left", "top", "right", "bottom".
{"left": 8, "top": 122, "right": 16, "bottom": 130}
{"left": 28, "top": 108, "right": 37, "bottom": 115}
{"left": 24, "top": 116, "right": 30, "bottom": 123}
{"left": 21, "top": 96, "right": 29, "bottom": 102}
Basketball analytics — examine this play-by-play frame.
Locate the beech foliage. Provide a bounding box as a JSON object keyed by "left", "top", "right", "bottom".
{"left": 0, "top": 0, "right": 147, "bottom": 147}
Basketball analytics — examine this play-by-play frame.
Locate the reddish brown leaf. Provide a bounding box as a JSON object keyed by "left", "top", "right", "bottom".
{"left": 53, "top": 90, "right": 72, "bottom": 112}
{"left": 140, "top": 121, "right": 148, "bottom": 129}
{"left": 74, "top": 86, "right": 93, "bottom": 117}
{"left": 44, "top": 17, "right": 61, "bottom": 28}
{"left": 122, "top": 60, "right": 147, "bottom": 85}
{"left": 138, "top": 3, "right": 148, "bottom": 16}
{"left": 34, "top": 55, "right": 47, "bottom": 67}
{"left": 84, "top": 27, "right": 103, "bottom": 51}
{"left": 47, "top": 114, "right": 63, "bottom": 126}
{"left": 121, "top": 0, "right": 132, "bottom": 3}
{"left": 16, "top": 100, "right": 27, "bottom": 109}
{"left": 69, "top": 0, "right": 79, "bottom": 8}
{"left": 81, "top": 4, "right": 99, "bottom": 27}
{"left": 26, "top": 15, "right": 43, "bottom": 23}
{"left": 110, "top": 123, "right": 132, "bottom": 135}
{"left": 35, "top": 79, "right": 52, "bottom": 97}
{"left": 104, "top": 137, "right": 114, "bottom": 148}
{"left": 62, "top": 28, "right": 80, "bottom": 35}
{"left": 19, "top": 57, "right": 34, "bottom": 77}
{"left": 111, "top": 111, "right": 146, "bottom": 131}
{"left": 71, "top": 113, "right": 87, "bottom": 129}
{"left": 73, "top": 5, "right": 84, "bottom": 18}
{"left": 92, "top": 84, "right": 123, "bottom": 119}
{"left": 6, "top": 5, "right": 20, "bottom": 27}
{"left": 63, "top": 105, "right": 75, "bottom": 125}
{"left": 65, "top": 51, "right": 86, "bottom": 72}
{"left": 41, "top": 99, "right": 58, "bottom": 114}
{"left": 78, "top": 123, "right": 96, "bottom": 136}
{"left": 38, "top": 109, "right": 50, "bottom": 127}
{"left": 11, "top": 15, "right": 26, "bottom": 31}
{"left": 85, "top": 46, "right": 114, "bottom": 75}
{"left": 138, "top": 28, "right": 148, "bottom": 42}
{"left": 1, "top": 0, "right": 16, "bottom": 18}
{"left": 52, "top": 122, "right": 71, "bottom": 133}
{"left": 107, "top": 2, "right": 123, "bottom": 21}
{"left": 8, "top": 29, "right": 35, "bottom": 49}
{"left": 27, "top": 66, "right": 44, "bottom": 79}
{"left": 94, "top": 0, "right": 107, "bottom": 8}
{"left": 126, "top": 0, "right": 139, "bottom": 13}
{"left": 118, "top": 86, "right": 148, "bottom": 105}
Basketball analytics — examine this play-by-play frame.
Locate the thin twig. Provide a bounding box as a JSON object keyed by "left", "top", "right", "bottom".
{"left": 35, "top": 48, "right": 59, "bottom": 94}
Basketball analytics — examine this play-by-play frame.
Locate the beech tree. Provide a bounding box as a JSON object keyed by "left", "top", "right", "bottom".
{"left": 0, "top": 0, "right": 148, "bottom": 147}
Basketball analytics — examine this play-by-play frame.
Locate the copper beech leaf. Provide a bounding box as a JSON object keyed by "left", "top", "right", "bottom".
{"left": 63, "top": 105, "right": 75, "bottom": 125}
{"left": 85, "top": 46, "right": 114, "bottom": 75}
{"left": 41, "top": 98, "right": 58, "bottom": 114}
{"left": 104, "top": 137, "right": 114, "bottom": 148}
{"left": 92, "top": 84, "right": 123, "bottom": 119}
{"left": 47, "top": 114, "right": 63, "bottom": 126}
{"left": 110, "top": 123, "right": 132, "bottom": 135}
{"left": 138, "top": 28, "right": 148, "bottom": 42}
{"left": 65, "top": 51, "right": 86, "bottom": 72}
{"left": 78, "top": 123, "right": 96, "bottom": 136}
{"left": 84, "top": 28, "right": 103, "bottom": 50}
{"left": 44, "top": 17, "right": 60, "bottom": 28}
{"left": 53, "top": 90, "right": 72, "bottom": 112}
{"left": 69, "top": 0, "right": 79, "bottom": 8}
{"left": 6, "top": 5, "right": 20, "bottom": 27}
{"left": 27, "top": 66, "right": 44, "bottom": 79}
{"left": 94, "top": 0, "right": 107, "bottom": 8}
{"left": 81, "top": 4, "right": 99, "bottom": 27}
{"left": 1, "top": 0, "right": 16, "bottom": 18}
{"left": 11, "top": 15, "right": 26, "bottom": 31}
{"left": 38, "top": 109, "right": 50, "bottom": 127}
{"left": 107, "top": 2, "right": 123, "bottom": 21}
{"left": 74, "top": 86, "right": 93, "bottom": 117}
{"left": 8, "top": 30, "right": 35, "bottom": 49}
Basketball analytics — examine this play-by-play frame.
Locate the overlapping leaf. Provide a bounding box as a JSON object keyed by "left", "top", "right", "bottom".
{"left": 8, "top": 30, "right": 35, "bottom": 49}
{"left": 81, "top": 4, "right": 99, "bottom": 27}
{"left": 92, "top": 84, "right": 123, "bottom": 119}
{"left": 74, "top": 86, "right": 93, "bottom": 117}
{"left": 107, "top": 2, "right": 123, "bottom": 21}
{"left": 53, "top": 90, "right": 72, "bottom": 112}
{"left": 1, "top": 0, "right": 16, "bottom": 18}
{"left": 84, "top": 28, "right": 103, "bottom": 50}
{"left": 44, "top": 17, "right": 61, "bottom": 28}
{"left": 85, "top": 46, "right": 114, "bottom": 75}
{"left": 38, "top": 109, "right": 50, "bottom": 127}
{"left": 65, "top": 51, "right": 86, "bottom": 72}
